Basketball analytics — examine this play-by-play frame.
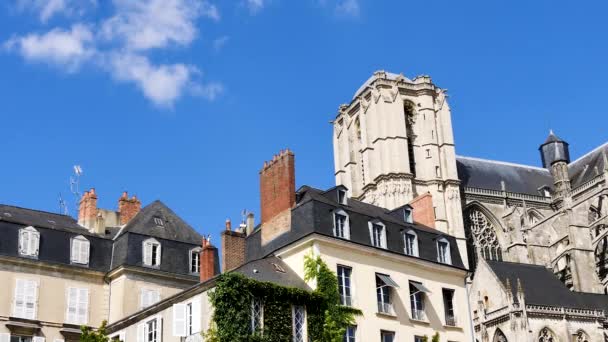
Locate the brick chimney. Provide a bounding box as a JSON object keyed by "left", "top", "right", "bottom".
{"left": 260, "top": 149, "right": 296, "bottom": 244}
{"left": 408, "top": 192, "right": 436, "bottom": 228}
{"left": 78, "top": 188, "right": 98, "bottom": 230}
{"left": 201, "top": 236, "right": 220, "bottom": 282}
{"left": 118, "top": 191, "right": 141, "bottom": 225}
{"left": 221, "top": 219, "right": 246, "bottom": 272}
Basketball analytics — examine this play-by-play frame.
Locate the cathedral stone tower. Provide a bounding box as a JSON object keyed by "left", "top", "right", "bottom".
{"left": 540, "top": 130, "right": 572, "bottom": 199}
{"left": 332, "top": 71, "right": 467, "bottom": 265}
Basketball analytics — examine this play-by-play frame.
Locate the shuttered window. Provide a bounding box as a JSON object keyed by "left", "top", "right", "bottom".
{"left": 66, "top": 287, "right": 89, "bottom": 324}
{"left": 13, "top": 279, "right": 38, "bottom": 319}
{"left": 140, "top": 289, "right": 160, "bottom": 309}
{"left": 18, "top": 226, "right": 40, "bottom": 257}
{"left": 172, "top": 297, "right": 201, "bottom": 337}
{"left": 143, "top": 239, "right": 161, "bottom": 267}
{"left": 138, "top": 316, "right": 162, "bottom": 342}
{"left": 70, "top": 236, "right": 90, "bottom": 265}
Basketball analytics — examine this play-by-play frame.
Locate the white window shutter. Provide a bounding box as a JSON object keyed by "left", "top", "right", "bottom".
{"left": 155, "top": 244, "right": 162, "bottom": 266}
{"left": 143, "top": 242, "right": 152, "bottom": 266}
{"left": 0, "top": 332, "right": 9, "bottom": 342}
{"left": 137, "top": 323, "right": 145, "bottom": 342}
{"left": 381, "top": 226, "right": 387, "bottom": 248}
{"left": 191, "top": 297, "right": 201, "bottom": 334}
{"left": 172, "top": 304, "right": 186, "bottom": 337}
{"left": 140, "top": 289, "right": 147, "bottom": 309}
{"left": 81, "top": 239, "right": 90, "bottom": 264}
{"left": 368, "top": 224, "right": 373, "bottom": 244}
{"left": 71, "top": 239, "right": 80, "bottom": 263}
{"left": 152, "top": 290, "right": 160, "bottom": 305}
{"left": 14, "top": 279, "right": 26, "bottom": 317}
{"left": 344, "top": 217, "right": 350, "bottom": 240}
{"left": 30, "top": 231, "right": 40, "bottom": 256}
{"left": 19, "top": 230, "right": 27, "bottom": 254}
{"left": 66, "top": 287, "right": 78, "bottom": 323}
{"left": 33, "top": 337, "right": 45, "bottom": 342}
{"left": 157, "top": 316, "right": 163, "bottom": 342}
{"left": 25, "top": 280, "right": 37, "bottom": 319}
{"left": 78, "top": 288, "right": 89, "bottom": 324}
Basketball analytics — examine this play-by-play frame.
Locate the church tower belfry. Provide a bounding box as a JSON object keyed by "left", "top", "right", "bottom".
{"left": 540, "top": 130, "right": 572, "bottom": 200}
{"left": 332, "top": 71, "right": 467, "bottom": 265}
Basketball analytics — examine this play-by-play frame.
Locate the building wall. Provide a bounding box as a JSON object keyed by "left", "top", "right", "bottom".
{"left": 0, "top": 258, "right": 107, "bottom": 341}
{"left": 278, "top": 235, "right": 473, "bottom": 342}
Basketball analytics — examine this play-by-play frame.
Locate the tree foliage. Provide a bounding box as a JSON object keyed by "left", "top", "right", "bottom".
{"left": 80, "top": 320, "right": 109, "bottom": 342}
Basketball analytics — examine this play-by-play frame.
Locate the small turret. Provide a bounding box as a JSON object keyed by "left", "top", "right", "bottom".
{"left": 539, "top": 130, "right": 570, "bottom": 168}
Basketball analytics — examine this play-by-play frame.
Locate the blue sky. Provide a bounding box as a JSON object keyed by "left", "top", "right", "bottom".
{"left": 2, "top": 0, "right": 607, "bottom": 247}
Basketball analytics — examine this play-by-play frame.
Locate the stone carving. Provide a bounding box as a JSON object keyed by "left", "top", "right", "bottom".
{"left": 538, "top": 328, "right": 556, "bottom": 342}
{"left": 575, "top": 330, "right": 589, "bottom": 342}
{"left": 465, "top": 209, "right": 502, "bottom": 261}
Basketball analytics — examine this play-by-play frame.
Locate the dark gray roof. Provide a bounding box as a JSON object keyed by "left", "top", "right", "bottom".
{"left": 233, "top": 256, "right": 310, "bottom": 291}
{"left": 486, "top": 260, "right": 608, "bottom": 310}
{"left": 568, "top": 142, "right": 608, "bottom": 188}
{"left": 117, "top": 200, "right": 202, "bottom": 245}
{"left": 246, "top": 185, "right": 466, "bottom": 270}
{"left": 0, "top": 204, "right": 103, "bottom": 237}
{"left": 542, "top": 131, "right": 567, "bottom": 145}
{"left": 456, "top": 156, "right": 553, "bottom": 196}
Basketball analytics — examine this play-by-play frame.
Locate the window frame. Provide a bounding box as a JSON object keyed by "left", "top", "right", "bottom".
{"left": 368, "top": 220, "right": 387, "bottom": 249}
{"left": 375, "top": 274, "right": 393, "bottom": 314}
{"left": 189, "top": 247, "right": 202, "bottom": 275}
{"left": 140, "top": 288, "right": 160, "bottom": 309}
{"left": 409, "top": 281, "right": 426, "bottom": 321}
{"left": 437, "top": 237, "right": 452, "bottom": 265}
{"left": 13, "top": 278, "right": 38, "bottom": 319}
{"left": 442, "top": 288, "right": 456, "bottom": 326}
{"left": 337, "top": 265, "right": 353, "bottom": 307}
{"left": 337, "top": 189, "right": 347, "bottom": 205}
{"left": 403, "top": 208, "right": 413, "bottom": 223}
{"left": 65, "top": 286, "right": 89, "bottom": 325}
{"left": 18, "top": 226, "right": 40, "bottom": 258}
{"left": 292, "top": 305, "right": 306, "bottom": 342}
{"left": 344, "top": 325, "right": 356, "bottom": 342}
{"left": 145, "top": 317, "right": 158, "bottom": 342}
{"left": 251, "top": 297, "right": 264, "bottom": 334}
{"left": 332, "top": 209, "right": 350, "bottom": 240}
{"left": 380, "top": 330, "right": 395, "bottom": 342}
{"left": 142, "top": 238, "right": 162, "bottom": 267}
{"left": 403, "top": 230, "right": 419, "bottom": 257}
{"left": 70, "top": 235, "right": 90, "bottom": 265}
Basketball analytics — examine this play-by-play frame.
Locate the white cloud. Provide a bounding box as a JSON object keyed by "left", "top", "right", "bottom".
{"left": 4, "top": 24, "right": 94, "bottom": 71}
{"left": 335, "top": 0, "right": 359, "bottom": 17}
{"left": 212, "top": 35, "right": 229, "bottom": 52}
{"left": 245, "top": 0, "right": 265, "bottom": 14}
{"left": 101, "top": 0, "right": 218, "bottom": 51}
{"left": 108, "top": 52, "right": 220, "bottom": 107}
{"left": 17, "top": 0, "right": 96, "bottom": 23}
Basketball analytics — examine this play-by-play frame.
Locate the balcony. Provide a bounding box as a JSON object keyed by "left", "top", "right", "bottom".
{"left": 377, "top": 302, "right": 394, "bottom": 315}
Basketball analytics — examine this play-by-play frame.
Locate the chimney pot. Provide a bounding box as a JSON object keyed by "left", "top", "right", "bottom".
{"left": 225, "top": 219, "right": 231, "bottom": 231}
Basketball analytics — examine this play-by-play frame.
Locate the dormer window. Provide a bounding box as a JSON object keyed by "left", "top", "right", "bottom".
{"left": 189, "top": 247, "right": 201, "bottom": 274}
{"left": 437, "top": 238, "right": 452, "bottom": 265}
{"left": 71, "top": 235, "right": 90, "bottom": 265}
{"left": 19, "top": 226, "right": 40, "bottom": 258}
{"left": 333, "top": 209, "right": 350, "bottom": 240}
{"left": 403, "top": 207, "right": 413, "bottom": 224}
{"left": 404, "top": 230, "right": 419, "bottom": 257}
{"left": 369, "top": 221, "right": 387, "bottom": 249}
{"left": 153, "top": 217, "right": 164, "bottom": 227}
{"left": 337, "top": 189, "right": 347, "bottom": 205}
{"left": 143, "top": 238, "right": 161, "bottom": 267}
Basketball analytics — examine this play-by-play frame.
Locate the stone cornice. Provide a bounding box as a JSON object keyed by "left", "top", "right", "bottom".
{"left": 0, "top": 254, "right": 106, "bottom": 279}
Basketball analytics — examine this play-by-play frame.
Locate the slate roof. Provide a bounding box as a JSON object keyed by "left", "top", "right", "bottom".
{"left": 116, "top": 200, "right": 201, "bottom": 245}
{"left": 486, "top": 260, "right": 608, "bottom": 310}
{"left": 456, "top": 156, "right": 553, "bottom": 196}
{"left": 246, "top": 185, "right": 466, "bottom": 270}
{"left": 568, "top": 142, "right": 608, "bottom": 188}
{"left": 233, "top": 256, "right": 310, "bottom": 291}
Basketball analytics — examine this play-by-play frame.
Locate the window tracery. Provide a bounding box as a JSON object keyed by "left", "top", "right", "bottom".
{"left": 595, "top": 236, "right": 608, "bottom": 280}
{"left": 575, "top": 330, "right": 589, "bottom": 342}
{"left": 538, "top": 327, "right": 557, "bottom": 342}
{"left": 465, "top": 209, "right": 502, "bottom": 270}
{"left": 493, "top": 329, "right": 507, "bottom": 342}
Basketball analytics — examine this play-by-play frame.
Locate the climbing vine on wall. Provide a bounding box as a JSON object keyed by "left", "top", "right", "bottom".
{"left": 206, "top": 254, "right": 361, "bottom": 342}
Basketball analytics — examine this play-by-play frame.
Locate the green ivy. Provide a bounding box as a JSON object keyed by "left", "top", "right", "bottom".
{"left": 206, "top": 254, "right": 361, "bottom": 342}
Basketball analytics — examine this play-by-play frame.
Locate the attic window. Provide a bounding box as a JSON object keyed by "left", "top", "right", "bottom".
{"left": 337, "top": 189, "right": 347, "bottom": 205}
{"left": 272, "top": 263, "right": 286, "bottom": 273}
{"left": 153, "top": 217, "right": 164, "bottom": 226}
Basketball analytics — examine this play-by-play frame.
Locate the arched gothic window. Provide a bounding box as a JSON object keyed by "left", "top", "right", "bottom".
{"left": 575, "top": 330, "right": 589, "bottom": 342}
{"left": 538, "top": 327, "right": 557, "bottom": 342}
{"left": 465, "top": 208, "right": 502, "bottom": 271}
{"left": 404, "top": 101, "right": 416, "bottom": 177}
{"left": 354, "top": 117, "right": 361, "bottom": 143}
{"left": 589, "top": 206, "right": 601, "bottom": 225}
{"left": 595, "top": 236, "right": 608, "bottom": 280}
{"left": 493, "top": 329, "right": 507, "bottom": 342}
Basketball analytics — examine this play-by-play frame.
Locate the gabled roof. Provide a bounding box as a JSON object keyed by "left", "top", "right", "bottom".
{"left": 456, "top": 156, "right": 553, "bottom": 196}
{"left": 568, "top": 142, "right": 608, "bottom": 188}
{"left": 233, "top": 256, "right": 310, "bottom": 291}
{"left": 116, "top": 200, "right": 201, "bottom": 244}
{"left": 486, "top": 260, "right": 608, "bottom": 310}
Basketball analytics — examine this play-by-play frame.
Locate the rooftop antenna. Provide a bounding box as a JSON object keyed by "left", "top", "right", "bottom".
{"left": 70, "top": 165, "right": 83, "bottom": 218}
{"left": 58, "top": 193, "right": 68, "bottom": 215}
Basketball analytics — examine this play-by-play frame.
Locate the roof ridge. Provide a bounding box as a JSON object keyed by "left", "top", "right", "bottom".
{"left": 0, "top": 204, "right": 77, "bottom": 219}
{"left": 568, "top": 141, "right": 608, "bottom": 166}
{"left": 456, "top": 155, "right": 548, "bottom": 172}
